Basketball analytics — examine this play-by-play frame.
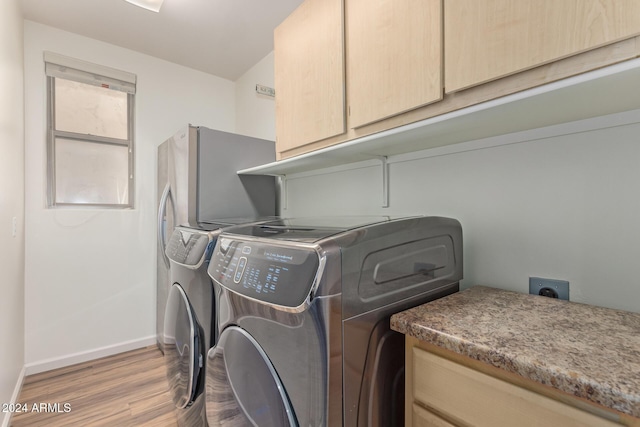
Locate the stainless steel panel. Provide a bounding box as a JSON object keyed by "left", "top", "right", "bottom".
{"left": 216, "top": 216, "right": 394, "bottom": 243}
{"left": 164, "top": 284, "right": 199, "bottom": 409}
{"left": 166, "top": 226, "right": 216, "bottom": 427}
{"left": 208, "top": 236, "right": 324, "bottom": 312}
{"left": 206, "top": 216, "right": 463, "bottom": 427}
{"left": 167, "top": 125, "right": 193, "bottom": 228}
{"left": 205, "top": 326, "right": 296, "bottom": 426}
{"left": 335, "top": 217, "right": 463, "bottom": 319}
{"left": 360, "top": 236, "right": 454, "bottom": 298}
{"left": 158, "top": 123, "right": 278, "bottom": 352}
{"left": 196, "top": 127, "right": 276, "bottom": 222}
{"left": 157, "top": 140, "right": 175, "bottom": 353}
{"left": 220, "top": 292, "right": 342, "bottom": 427}
{"left": 165, "top": 227, "right": 212, "bottom": 268}
{"left": 212, "top": 240, "right": 343, "bottom": 426}
{"left": 342, "top": 282, "right": 458, "bottom": 427}
{"left": 166, "top": 125, "right": 277, "bottom": 224}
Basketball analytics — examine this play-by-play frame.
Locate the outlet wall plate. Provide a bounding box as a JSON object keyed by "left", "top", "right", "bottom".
{"left": 255, "top": 84, "right": 275, "bottom": 97}
{"left": 529, "top": 277, "right": 569, "bottom": 300}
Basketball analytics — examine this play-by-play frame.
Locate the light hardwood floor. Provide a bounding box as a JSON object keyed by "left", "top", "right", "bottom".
{"left": 11, "top": 346, "right": 177, "bottom": 427}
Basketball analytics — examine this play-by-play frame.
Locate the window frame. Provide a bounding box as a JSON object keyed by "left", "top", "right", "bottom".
{"left": 45, "top": 56, "right": 135, "bottom": 209}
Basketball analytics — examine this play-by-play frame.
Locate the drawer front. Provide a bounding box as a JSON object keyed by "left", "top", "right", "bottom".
{"left": 412, "top": 403, "right": 456, "bottom": 427}
{"left": 412, "top": 348, "right": 620, "bottom": 427}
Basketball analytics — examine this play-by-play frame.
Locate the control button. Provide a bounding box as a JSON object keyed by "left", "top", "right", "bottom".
{"left": 242, "top": 246, "right": 252, "bottom": 255}
{"left": 234, "top": 256, "right": 248, "bottom": 284}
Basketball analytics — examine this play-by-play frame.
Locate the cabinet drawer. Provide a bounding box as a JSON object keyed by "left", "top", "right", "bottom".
{"left": 412, "top": 403, "right": 456, "bottom": 427}
{"left": 412, "top": 348, "right": 620, "bottom": 427}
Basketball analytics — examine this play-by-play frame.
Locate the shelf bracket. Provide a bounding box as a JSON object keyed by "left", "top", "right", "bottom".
{"left": 376, "top": 156, "right": 390, "bottom": 208}
{"left": 278, "top": 174, "right": 287, "bottom": 212}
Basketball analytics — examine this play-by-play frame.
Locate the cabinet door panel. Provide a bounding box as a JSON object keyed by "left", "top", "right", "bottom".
{"left": 445, "top": 0, "right": 640, "bottom": 92}
{"left": 346, "top": 0, "right": 442, "bottom": 129}
{"left": 274, "top": 0, "right": 345, "bottom": 153}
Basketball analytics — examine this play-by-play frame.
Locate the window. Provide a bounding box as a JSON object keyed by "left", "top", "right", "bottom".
{"left": 45, "top": 52, "right": 136, "bottom": 208}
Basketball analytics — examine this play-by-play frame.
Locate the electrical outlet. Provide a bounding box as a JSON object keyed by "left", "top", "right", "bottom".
{"left": 529, "top": 277, "right": 569, "bottom": 300}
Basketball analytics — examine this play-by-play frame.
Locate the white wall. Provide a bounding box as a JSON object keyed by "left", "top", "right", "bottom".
{"left": 283, "top": 110, "right": 640, "bottom": 314}
{"left": 235, "top": 51, "right": 276, "bottom": 141}
{"left": 0, "top": 0, "right": 25, "bottom": 423}
{"left": 23, "top": 21, "right": 236, "bottom": 370}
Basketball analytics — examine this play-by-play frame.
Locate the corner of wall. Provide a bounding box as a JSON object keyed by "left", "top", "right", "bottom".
{"left": 234, "top": 51, "right": 276, "bottom": 141}
{"left": 0, "top": 0, "right": 26, "bottom": 423}
{"left": 1, "top": 367, "right": 26, "bottom": 427}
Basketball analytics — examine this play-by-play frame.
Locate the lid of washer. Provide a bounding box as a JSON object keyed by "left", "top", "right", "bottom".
{"left": 221, "top": 216, "right": 397, "bottom": 243}
{"left": 180, "top": 216, "right": 281, "bottom": 232}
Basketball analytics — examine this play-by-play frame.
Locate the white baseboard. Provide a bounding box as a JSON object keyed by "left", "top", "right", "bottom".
{"left": 24, "top": 335, "right": 157, "bottom": 376}
{"left": 1, "top": 365, "right": 26, "bottom": 427}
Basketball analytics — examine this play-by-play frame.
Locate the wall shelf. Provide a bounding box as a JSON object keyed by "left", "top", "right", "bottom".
{"left": 239, "top": 58, "right": 640, "bottom": 178}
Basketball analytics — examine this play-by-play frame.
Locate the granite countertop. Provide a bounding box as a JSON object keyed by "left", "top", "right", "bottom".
{"left": 391, "top": 286, "right": 640, "bottom": 419}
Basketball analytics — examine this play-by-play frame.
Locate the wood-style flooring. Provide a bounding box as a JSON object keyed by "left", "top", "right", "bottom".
{"left": 11, "top": 346, "right": 177, "bottom": 427}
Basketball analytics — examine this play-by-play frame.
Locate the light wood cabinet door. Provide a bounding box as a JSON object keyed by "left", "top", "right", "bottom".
{"left": 346, "top": 0, "right": 442, "bottom": 129}
{"left": 445, "top": 0, "right": 640, "bottom": 92}
{"left": 274, "top": 0, "right": 345, "bottom": 154}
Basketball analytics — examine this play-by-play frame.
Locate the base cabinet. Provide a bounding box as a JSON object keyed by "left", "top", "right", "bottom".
{"left": 405, "top": 337, "right": 631, "bottom": 427}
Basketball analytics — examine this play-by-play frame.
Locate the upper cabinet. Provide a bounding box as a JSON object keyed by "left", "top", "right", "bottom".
{"left": 275, "top": 0, "right": 442, "bottom": 157}
{"left": 346, "top": 0, "right": 442, "bottom": 128}
{"left": 274, "top": 0, "right": 345, "bottom": 153}
{"left": 445, "top": 0, "right": 640, "bottom": 92}
{"left": 272, "top": 0, "right": 640, "bottom": 161}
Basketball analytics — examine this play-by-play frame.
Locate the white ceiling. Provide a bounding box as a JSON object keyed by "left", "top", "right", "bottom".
{"left": 21, "top": 0, "right": 304, "bottom": 81}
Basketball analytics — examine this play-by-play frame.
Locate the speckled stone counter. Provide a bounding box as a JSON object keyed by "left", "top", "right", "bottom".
{"left": 390, "top": 286, "right": 640, "bottom": 419}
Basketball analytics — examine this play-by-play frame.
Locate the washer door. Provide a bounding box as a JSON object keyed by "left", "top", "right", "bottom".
{"left": 206, "top": 326, "right": 297, "bottom": 427}
{"left": 164, "top": 283, "right": 202, "bottom": 409}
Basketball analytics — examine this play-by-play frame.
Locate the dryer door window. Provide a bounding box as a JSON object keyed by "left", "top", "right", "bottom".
{"left": 206, "top": 326, "right": 297, "bottom": 427}
{"left": 164, "top": 283, "right": 203, "bottom": 409}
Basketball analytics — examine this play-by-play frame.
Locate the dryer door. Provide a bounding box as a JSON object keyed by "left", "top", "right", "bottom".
{"left": 164, "top": 283, "right": 203, "bottom": 409}
{"left": 205, "top": 326, "right": 297, "bottom": 427}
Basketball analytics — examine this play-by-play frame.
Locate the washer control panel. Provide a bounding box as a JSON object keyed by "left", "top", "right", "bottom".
{"left": 209, "top": 237, "right": 320, "bottom": 308}
{"left": 166, "top": 228, "right": 212, "bottom": 267}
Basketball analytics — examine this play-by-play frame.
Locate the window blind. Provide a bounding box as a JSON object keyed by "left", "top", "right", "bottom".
{"left": 44, "top": 51, "right": 136, "bottom": 94}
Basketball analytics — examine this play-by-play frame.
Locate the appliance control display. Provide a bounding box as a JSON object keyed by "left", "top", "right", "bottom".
{"left": 209, "top": 238, "right": 320, "bottom": 308}
{"left": 166, "top": 229, "right": 211, "bottom": 266}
